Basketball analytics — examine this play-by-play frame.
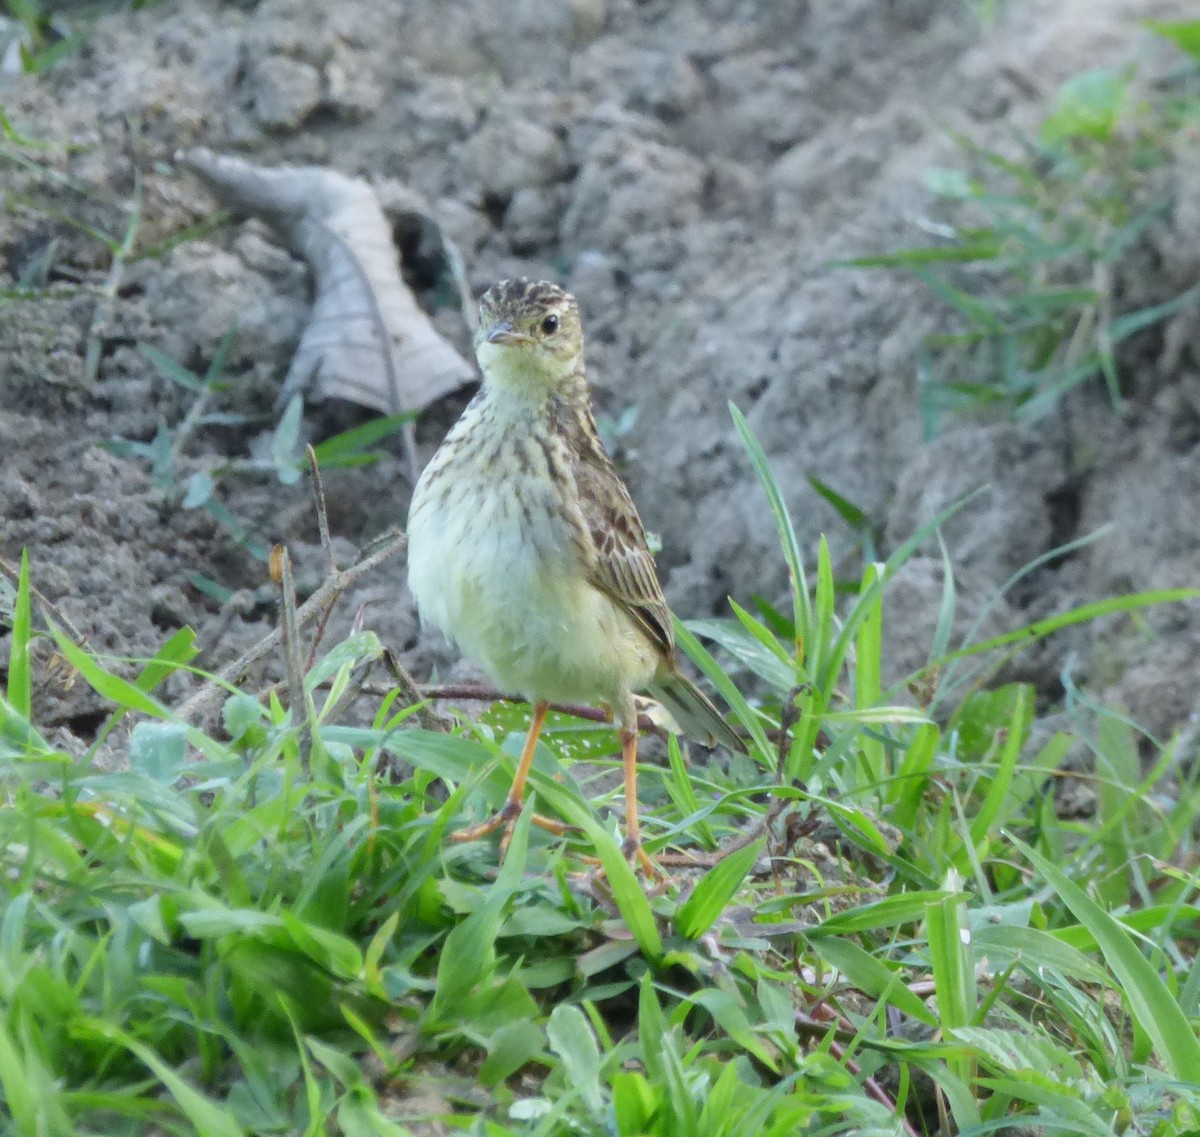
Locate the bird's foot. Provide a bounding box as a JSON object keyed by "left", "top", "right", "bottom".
{"left": 450, "top": 799, "right": 573, "bottom": 857}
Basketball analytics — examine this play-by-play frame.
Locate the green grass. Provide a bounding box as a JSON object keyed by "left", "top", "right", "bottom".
{"left": 843, "top": 22, "right": 1200, "bottom": 435}
{"left": 2, "top": 412, "right": 1199, "bottom": 1135}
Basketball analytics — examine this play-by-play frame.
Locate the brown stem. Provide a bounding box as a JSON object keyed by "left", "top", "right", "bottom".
{"left": 174, "top": 529, "right": 406, "bottom": 725}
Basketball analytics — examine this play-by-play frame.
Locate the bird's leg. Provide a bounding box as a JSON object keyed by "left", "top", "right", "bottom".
{"left": 450, "top": 700, "right": 571, "bottom": 854}
{"left": 619, "top": 709, "right": 662, "bottom": 879}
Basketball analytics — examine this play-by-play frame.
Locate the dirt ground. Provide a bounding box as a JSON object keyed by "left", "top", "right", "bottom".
{"left": 1, "top": 0, "right": 1198, "bottom": 755}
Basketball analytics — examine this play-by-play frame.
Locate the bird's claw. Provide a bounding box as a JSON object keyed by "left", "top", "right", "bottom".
{"left": 450, "top": 801, "right": 575, "bottom": 858}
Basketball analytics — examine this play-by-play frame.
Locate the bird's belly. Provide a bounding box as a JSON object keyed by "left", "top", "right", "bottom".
{"left": 407, "top": 473, "right": 657, "bottom": 705}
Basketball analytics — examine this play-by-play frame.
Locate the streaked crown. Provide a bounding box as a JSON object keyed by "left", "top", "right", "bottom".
{"left": 475, "top": 279, "right": 584, "bottom": 375}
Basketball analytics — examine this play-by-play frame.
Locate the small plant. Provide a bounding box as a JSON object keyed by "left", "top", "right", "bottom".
{"left": 104, "top": 331, "right": 415, "bottom": 567}
{"left": 846, "top": 24, "right": 1200, "bottom": 435}
{"left": 0, "top": 0, "right": 161, "bottom": 73}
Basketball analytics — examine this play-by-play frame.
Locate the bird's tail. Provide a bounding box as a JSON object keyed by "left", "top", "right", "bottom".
{"left": 648, "top": 672, "right": 746, "bottom": 753}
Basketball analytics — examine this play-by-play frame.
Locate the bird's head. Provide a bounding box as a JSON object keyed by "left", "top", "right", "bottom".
{"left": 475, "top": 278, "right": 584, "bottom": 394}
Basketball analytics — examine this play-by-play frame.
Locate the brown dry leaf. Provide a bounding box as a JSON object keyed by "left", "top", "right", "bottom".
{"left": 180, "top": 148, "right": 474, "bottom": 417}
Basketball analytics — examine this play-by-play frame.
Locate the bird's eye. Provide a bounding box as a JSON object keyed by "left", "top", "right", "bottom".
{"left": 540, "top": 314, "right": 559, "bottom": 335}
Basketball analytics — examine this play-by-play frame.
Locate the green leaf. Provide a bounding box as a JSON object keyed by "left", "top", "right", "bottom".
{"left": 964, "top": 684, "right": 1031, "bottom": 861}
{"left": 135, "top": 627, "right": 199, "bottom": 693}
{"left": 1144, "top": 18, "right": 1200, "bottom": 59}
{"left": 429, "top": 808, "right": 531, "bottom": 1024}
{"left": 7, "top": 549, "right": 32, "bottom": 718}
{"left": 809, "top": 937, "right": 936, "bottom": 1026}
{"left": 479, "top": 1020, "right": 545, "bottom": 1087}
{"left": 273, "top": 394, "right": 305, "bottom": 483}
{"left": 730, "top": 403, "right": 811, "bottom": 658}
{"left": 806, "top": 475, "right": 872, "bottom": 532}
{"left": 48, "top": 622, "right": 171, "bottom": 719}
{"left": 574, "top": 815, "right": 662, "bottom": 961}
{"left": 836, "top": 241, "right": 1002, "bottom": 268}
{"left": 546, "top": 1004, "right": 604, "bottom": 1116}
{"left": 637, "top": 973, "right": 666, "bottom": 1083}
{"left": 922, "top": 589, "right": 1200, "bottom": 676}
{"left": 1012, "top": 835, "right": 1200, "bottom": 1083}
{"left": 312, "top": 411, "right": 416, "bottom": 466}
{"left": 129, "top": 721, "right": 188, "bottom": 783}
{"left": 674, "top": 840, "right": 762, "bottom": 939}
{"left": 305, "top": 631, "right": 384, "bottom": 691}
{"left": 76, "top": 1020, "right": 246, "bottom": 1137}
{"left": 141, "top": 342, "right": 206, "bottom": 391}
{"left": 926, "top": 873, "right": 976, "bottom": 1035}
{"left": 183, "top": 470, "right": 216, "bottom": 508}
{"left": 1041, "top": 69, "right": 1126, "bottom": 144}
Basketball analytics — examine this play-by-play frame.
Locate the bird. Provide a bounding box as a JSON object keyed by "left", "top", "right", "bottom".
{"left": 406, "top": 278, "right": 744, "bottom": 872}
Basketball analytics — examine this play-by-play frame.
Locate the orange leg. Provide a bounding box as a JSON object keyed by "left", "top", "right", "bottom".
{"left": 450, "top": 701, "right": 571, "bottom": 855}
{"left": 619, "top": 720, "right": 662, "bottom": 879}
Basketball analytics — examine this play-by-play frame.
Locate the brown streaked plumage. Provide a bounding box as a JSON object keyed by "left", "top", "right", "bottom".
{"left": 406, "top": 278, "right": 743, "bottom": 873}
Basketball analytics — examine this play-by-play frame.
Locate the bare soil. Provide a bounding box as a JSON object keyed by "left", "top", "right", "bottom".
{"left": 1, "top": 0, "right": 1198, "bottom": 753}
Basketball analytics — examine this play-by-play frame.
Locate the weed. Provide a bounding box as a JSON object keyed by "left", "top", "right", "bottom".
{"left": 102, "top": 332, "right": 416, "bottom": 565}
{"left": 2, "top": 411, "right": 1197, "bottom": 1133}
{"left": 844, "top": 25, "right": 1200, "bottom": 435}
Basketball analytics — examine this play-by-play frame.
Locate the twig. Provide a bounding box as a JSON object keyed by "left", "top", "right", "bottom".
{"left": 441, "top": 232, "right": 477, "bottom": 333}
{"left": 83, "top": 152, "right": 141, "bottom": 386}
{"left": 174, "top": 529, "right": 406, "bottom": 725}
{"left": 303, "top": 446, "right": 340, "bottom": 669}
{"left": 381, "top": 649, "right": 445, "bottom": 733}
{"left": 271, "top": 544, "right": 310, "bottom": 772}
{"left": 306, "top": 445, "right": 337, "bottom": 576}
{"left": 654, "top": 791, "right": 790, "bottom": 869}
{"left": 799, "top": 1004, "right": 919, "bottom": 1137}
{"left": 410, "top": 682, "right": 663, "bottom": 735}
{"left": 400, "top": 420, "right": 422, "bottom": 488}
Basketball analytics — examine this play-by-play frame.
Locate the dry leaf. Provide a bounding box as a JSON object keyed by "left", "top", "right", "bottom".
{"left": 180, "top": 148, "right": 475, "bottom": 417}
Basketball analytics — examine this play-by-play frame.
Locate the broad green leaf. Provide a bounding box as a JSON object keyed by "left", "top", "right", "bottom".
{"left": 811, "top": 892, "right": 947, "bottom": 937}
{"left": 129, "top": 721, "right": 188, "bottom": 783}
{"left": 927, "top": 872, "right": 976, "bottom": 1032}
{"left": 272, "top": 394, "right": 305, "bottom": 483}
{"left": 312, "top": 411, "right": 416, "bottom": 466}
{"left": 479, "top": 1020, "right": 545, "bottom": 1087}
{"left": 1041, "top": 69, "right": 1126, "bottom": 144}
{"left": 182, "top": 470, "right": 216, "bottom": 508}
{"left": 571, "top": 813, "right": 662, "bottom": 961}
{"left": 546, "top": 1004, "right": 603, "bottom": 1115}
{"left": 1145, "top": 18, "right": 1200, "bottom": 58}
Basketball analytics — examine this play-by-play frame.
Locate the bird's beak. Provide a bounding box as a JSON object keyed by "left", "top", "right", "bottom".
{"left": 484, "top": 321, "right": 534, "bottom": 347}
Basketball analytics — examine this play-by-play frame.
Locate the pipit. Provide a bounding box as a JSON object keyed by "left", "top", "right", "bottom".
{"left": 406, "top": 278, "right": 743, "bottom": 872}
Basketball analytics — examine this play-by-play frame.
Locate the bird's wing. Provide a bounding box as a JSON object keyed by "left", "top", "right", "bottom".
{"left": 559, "top": 404, "right": 675, "bottom": 658}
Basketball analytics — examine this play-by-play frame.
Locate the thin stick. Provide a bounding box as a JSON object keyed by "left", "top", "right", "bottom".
{"left": 306, "top": 445, "right": 337, "bottom": 575}
{"left": 381, "top": 649, "right": 445, "bottom": 733}
{"left": 84, "top": 154, "right": 141, "bottom": 386}
{"left": 272, "top": 545, "right": 310, "bottom": 772}
{"left": 366, "top": 681, "right": 663, "bottom": 736}
{"left": 175, "top": 529, "right": 406, "bottom": 725}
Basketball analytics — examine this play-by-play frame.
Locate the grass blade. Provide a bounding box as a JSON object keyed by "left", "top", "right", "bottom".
{"left": 673, "top": 840, "right": 763, "bottom": 939}
{"left": 1012, "top": 835, "right": 1200, "bottom": 1083}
